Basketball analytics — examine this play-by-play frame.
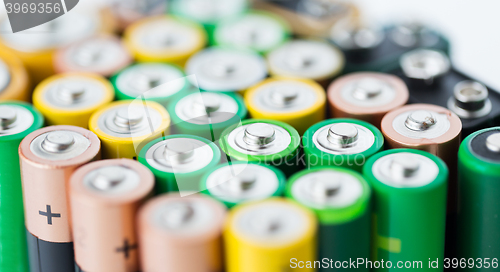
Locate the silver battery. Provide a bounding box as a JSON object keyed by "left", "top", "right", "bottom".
{"left": 226, "top": 122, "right": 292, "bottom": 156}
{"left": 83, "top": 165, "right": 141, "bottom": 195}
{"left": 185, "top": 48, "right": 267, "bottom": 92}
{"left": 400, "top": 49, "right": 450, "bottom": 84}
{"left": 340, "top": 77, "right": 397, "bottom": 108}
{"left": 0, "top": 59, "right": 11, "bottom": 94}
{"left": 312, "top": 122, "right": 375, "bottom": 155}
{"left": 330, "top": 22, "right": 385, "bottom": 51}
{"left": 392, "top": 109, "right": 450, "bottom": 139}
{"left": 152, "top": 199, "right": 216, "bottom": 233}
{"left": 42, "top": 76, "right": 109, "bottom": 110}
{"left": 175, "top": 92, "right": 239, "bottom": 125}
{"left": 485, "top": 132, "right": 500, "bottom": 153}
{"left": 170, "top": 0, "right": 247, "bottom": 24}
{"left": 390, "top": 22, "right": 440, "bottom": 48}
{"left": 250, "top": 80, "right": 319, "bottom": 113}
{"left": 30, "top": 130, "right": 91, "bottom": 161}
{"left": 447, "top": 80, "right": 492, "bottom": 119}
{"left": 0, "top": 104, "right": 34, "bottom": 136}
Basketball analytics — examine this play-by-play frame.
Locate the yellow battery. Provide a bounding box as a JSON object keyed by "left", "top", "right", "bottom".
{"left": 245, "top": 77, "right": 326, "bottom": 135}
{"left": 0, "top": 51, "right": 30, "bottom": 102}
{"left": 225, "top": 198, "right": 317, "bottom": 272}
{"left": 89, "top": 100, "right": 170, "bottom": 159}
{"left": 123, "top": 15, "right": 206, "bottom": 67}
{"left": 32, "top": 73, "right": 114, "bottom": 128}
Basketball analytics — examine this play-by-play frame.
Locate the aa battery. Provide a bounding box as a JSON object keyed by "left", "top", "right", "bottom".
{"left": 327, "top": 72, "right": 409, "bottom": 128}
{"left": 139, "top": 134, "right": 221, "bottom": 193}
{"left": 245, "top": 77, "right": 326, "bottom": 135}
{"left": 70, "top": 159, "right": 154, "bottom": 272}
{"left": 32, "top": 73, "right": 114, "bottom": 128}
{"left": 168, "top": 91, "right": 247, "bottom": 141}
{"left": 303, "top": 118, "right": 384, "bottom": 172}
{"left": 225, "top": 198, "right": 317, "bottom": 272}
{"left": 138, "top": 193, "right": 226, "bottom": 272}
{"left": 107, "top": 0, "right": 168, "bottom": 31}
{"left": 89, "top": 100, "right": 171, "bottom": 159}
{"left": 0, "top": 102, "right": 43, "bottom": 272}
{"left": 201, "top": 162, "right": 286, "bottom": 208}
{"left": 219, "top": 119, "right": 301, "bottom": 177}
{"left": 19, "top": 125, "right": 101, "bottom": 272}
{"left": 0, "top": 52, "right": 30, "bottom": 102}
{"left": 363, "top": 149, "right": 448, "bottom": 272}
{"left": 123, "top": 15, "right": 207, "bottom": 66}
{"left": 185, "top": 47, "right": 267, "bottom": 93}
{"left": 286, "top": 167, "right": 371, "bottom": 272}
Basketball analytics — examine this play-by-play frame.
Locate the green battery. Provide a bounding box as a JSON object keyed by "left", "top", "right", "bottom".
{"left": 286, "top": 166, "right": 371, "bottom": 271}
{"left": 167, "top": 91, "right": 247, "bottom": 141}
{"left": 201, "top": 161, "right": 286, "bottom": 208}
{"left": 219, "top": 119, "right": 301, "bottom": 177}
{"left": 0, "top": 101, "right": 44, "bottom": 272}
{"left": 363, "top": 149, "right": 447, "bottom": 271}
{"left": 303, "top": 118, "right": 384, "bottom": 172}
{"left": 138, "top": 134, "right": 221, "bottom": 193}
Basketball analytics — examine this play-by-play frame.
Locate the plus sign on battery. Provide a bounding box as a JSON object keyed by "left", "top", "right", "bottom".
{"left": 116, "top": 238, "right": 137, "bottom": 259}
{"left": 39, "top": 205, "right": 61, "bottom": 225}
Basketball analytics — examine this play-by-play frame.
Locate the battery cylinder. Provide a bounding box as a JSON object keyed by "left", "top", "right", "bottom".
{"left": 108, "top": 0, "right": 168, "bottom": 31}
{"left": 0, "top": 52, "right": 30, "bottom": 102}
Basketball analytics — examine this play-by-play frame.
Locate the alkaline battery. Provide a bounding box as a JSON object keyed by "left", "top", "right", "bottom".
{"left": 139, "top": 134, "right": 221, "bottom": 193}
{"left": 327, "top": 72, "right": 409, "bottom": 128}
{"left": 225, "top": 198, "right": 317, "bottom": 272}
{"left": 108, "top": 0, "right": 168, "bottom": 31}
{"left": 33, "top": 73, "right": 114, "bottom": 128}
{"left": 286, "top": 167, "right": 371, "bottom": 272}
{"left": 124, "top": 16, "right": 207, "bottom": 66}
{"left": 213, "top": 11, "right": 290, "bottom": 54}
{"left": 201, "top": 162, "right": 286, "bottom": 208}
{"left": 54, "top": 34, "right": 132, "bottom": 78}
{"left": 138, "top": 193, "right": 226, "bottom": 272}
{"left": 168, "top": 91, "right": 247, "bottom": 141}
{"left": 0, "top": 52, "right": 30, "bottom": 102}
{"left": 185, "top": 47, "right": 267, "bottom": 93}
{"left": 392, "top": 48, "right": 500, "bottom": 137}
{"left": 70, "top": 159, "right": 154, "bottom": 272}
{"left": 219, "top": 119, "right": 301, "bottom": 177}
{"left": 267, "top": 40, "right": 345, "bottom": 87}
{"left": 303, "top": 118, "right": 384, "bottom": 172}
{"left": 19, "top": 125, "right": 101, "bottom": 272}
{"left": 0, "top": 102, "right": 43, "bottom": 272}
{"left": 112, "top": 63, "right": 189, "bottom": 106}
{"left": 245, "top": 77, "right": 326, "bottom": 135}
{"left": 89, "top": 100, "right": 171, "bottom": 159}
{"left": 363, "top": 149, "right": 448, "bottom": 271}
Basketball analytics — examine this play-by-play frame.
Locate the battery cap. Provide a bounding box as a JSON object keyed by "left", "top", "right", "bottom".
{"left": 164, "top": 140, "right": 195, "bottom": 164}
{"left": 92, "top": 166, "right": 126, "bottom": 191}
{"left": 352, "top": 78, "right": 383, "bottom": 100}
{"left": 405, "top": 110, "right": 436, "bottom": 131}
{"left": 57, "top": 85, "right": 86, "bottom": 104}
{"left": 389, "top": 155, "right": 420, "bottom": 179}
{"left": 0, "top": 106, "right": 16, "bottom": 130}
{"left": 193, "top": 94, "right": 220, "bottom": 114}
{"left": 270, "top": 87, "right": 298, "bottom": 107}
{"left": 448, "top": 80, "right": 491, "bottom": 118}
{"left": 114, "top": 108, "right": 144, "bottom": 128}
{"left": 400, "top": 49, "right": 450, "bottom": 82}
{"left": 243, "top": 123, "right": 276, "bottom": 146}
{"left": 310, "top": 177, "right": 341, "bottom": 202}
{"left": 486, "top": 133, "right": 500, "bottom": 153}
{"left": 41, "top": 131, "right": 75, "bottom": 152}
{"left": 224, "top": 173, "right": 256, "bottom": 194}
{"left": 161, "top": 202, "right": 195, "bottom": 228}
{"left": 327, "top": 123, "right": 359, "bottom": 148}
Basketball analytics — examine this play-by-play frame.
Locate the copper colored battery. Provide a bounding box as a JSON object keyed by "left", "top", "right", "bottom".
{"left": 70, "top": 159, "right": 154, "bottom": 272}
{"left": 138, "top": 193, "right": 227, "bottom": 272}
{"left": 328, "top": 72, "right": 409, "bottom": 129}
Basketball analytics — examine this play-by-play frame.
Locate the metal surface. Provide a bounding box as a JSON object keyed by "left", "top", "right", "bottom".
{"left": 42, "top": 76, "right": 108, "bottom": 109}
{"left": 0, "top": 105, "right": 34, "bottom": 136}
{"left": 340, "top": 77, "right": 396, "bottom": 107}
{"left": 0, "top": 59, "right": 11, "bottom": 93}
{"left": 175, "top": 92, "right": 239, "bottom": 124}
{"left": 331, "top": 23, "right": 385, "bottom": 50}
{"left": 390, "top": 22, "right": 440, "bottom": 48}
{"left": 227, "top": 123, "right": 292, "bottom": 155}
{"left": 447, "top": 80, "right": 492, "bottom": 119}
{"left": 170, "top": 0, "right": 247, "bottom": 24}
{"left": 392, "top": 109, "right": 450, "bottom": 139}
{"left": 400, "top": 49, "right": 450, "bottom": 82}
{"left": 30, "top": 131, "right": 91, "bottom": 161}
{"left": 250, "top": 80, "right": 318, "bottom": 112}
{"left": 312, "top": 122, "right": 375, "bottom": 155}
{"left": 98, "top": 103, "right": 163, "bottom": 138}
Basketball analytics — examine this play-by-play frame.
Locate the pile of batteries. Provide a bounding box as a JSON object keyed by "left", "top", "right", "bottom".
{"left": 0, "top": 0, "right": 499, "bottom": 271}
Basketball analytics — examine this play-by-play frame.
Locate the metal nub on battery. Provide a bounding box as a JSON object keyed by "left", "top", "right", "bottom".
{"left": 89, "top": 100, "right": 171, "bottom": 159}
{"left": 245, "top": 77, "right": 326, "bottom": 135}
{"left": 400, "top": 49, "right": 450, "bottom": 84}
{"left": 391, "top": 21, "right": 440, "bottom": 48}
{"left": 202, "top": 162, "right": 286, "bottom": 208}
{"left": 138, "top": 193, "right": 226, "bottom": 272}
{"left": 108, "top": 0, "right": 168, "bottom": 30}
{"left": 447, "top": 80, "right": 492, "bottom": 119}
{"left": 169, "top": 0, "right": 248, "bottom": 29}
{"left": 330, "top": 20, "right": 385, "bottom": 51}
{"left": 70, "top": 159, "right": 154, "bottom": 272}
{"left": 0, "top": 52, "right": 30, "bottom": 102}
{"left": 225, "top": 198, "right": 317, "bottom": 272}
{"left": 185, "top": 47, "right": 267, "bottom": 92}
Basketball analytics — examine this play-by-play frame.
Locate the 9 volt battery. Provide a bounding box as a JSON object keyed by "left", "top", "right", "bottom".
{"left": 138, "top": 193, "right": 227, "bottom": 272}
{"left": 225, "top": 198, "right": 317, "bottom": 272}
{"left": 0, "top": 52, "right": 30, "bottom": 102}
{"left": 19, "top": 125, "right": 101, "bottom": 272}
{"left": 33, "top": 73, "right": 114, "bottom": 128}
{"left": 108, "top": 0, "right": 168, "bottom": 31}
{"left": 363, "top": 149, "right": 448, "bottom": 272}
{"left": 286, "top": 167, "right": 371, "bottom": 272}
{"left": 139, "top": 134, "right": 221, "bottom": 193}
{"left": 70, "top": 159, "right": 154, "bottom": 272}
{"left": 245, "top": 77, "right": 326, "bottom": 135}
{"left": 201, "top": 162, "right": 286, "bottom": 208}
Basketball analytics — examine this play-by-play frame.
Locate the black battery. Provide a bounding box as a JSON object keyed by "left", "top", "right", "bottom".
{"left": 26, "top": 229, "right": 75, "bottom": 272}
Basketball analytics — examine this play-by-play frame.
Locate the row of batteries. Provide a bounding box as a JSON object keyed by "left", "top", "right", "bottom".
{"left": 0, "top": 0, "right": 499, "bottom": 272}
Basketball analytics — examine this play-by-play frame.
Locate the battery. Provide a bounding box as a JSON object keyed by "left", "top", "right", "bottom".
{"left": 363, "top": 149, "right": 447, "bottom": 270}
{"left": 123, "top": 15, "right": 207, "bottom": 67}
{"left": 185, "top": 47, "right": 267, "bottom": 93}
{"left": 138, "top": 193, "right": 227, "bottom": 272}
{"left": 168, "top": 91, "right": 247, "bottom": 141}
{"left": 391, "top": 48, "right": 500, "bottom": 137}
{"left": 32, "top": 73, "right": 115, "bottom": 128}
{"left": 201, "top": 162, "right": 286, "bottom": 208}
{"left": 0, "top": 52, "right": 30, "bottom": 102}
{"left": 112, "top": 62, "right": 189, "bottom": 106}
{"left": 54, "top": 34, "right": 132, "bottom": 78}
{"left": 89, "top": 100, "right": 171, "bottom": 159}
{"left": 108, "top": 0, "right": 168, "bottom": 31}
{"left": 219, "top": 119, "right": 301, "bottom": 177}
{"left": 267, "top": 40, "right": 345, "bottom": 87}
{"left": 19, "top": 125, "right": 101, "bottom": 272}
{"left": 244, "top": 77, "right": 326, "bottom": 135}
{"left": 225, "top": 198, "right": 317, "bottom": 272}
{"left": 327, "top": 72, "right": 409, "bottom": 129}
{"left": 139, "top": 134, "right": 221, "bottom": 193}
{"left": 302, "top": 118, "right": 384, "bottom": 172}
{"left": 0, "top": 102, "right": 43, "bottom": 272}
{"left": 70, "top": 159, "right": 154, "bottom": 272}
{"left": 286, "top": 166, "right": 371, "bottom": 272}
{"left": 213, "top": 11, "right": 290, "bottom": 54}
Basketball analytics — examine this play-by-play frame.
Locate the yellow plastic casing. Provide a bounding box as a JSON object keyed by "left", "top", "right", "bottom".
{"left": 0, "top": 51, "right": 30, "bottom": 102}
